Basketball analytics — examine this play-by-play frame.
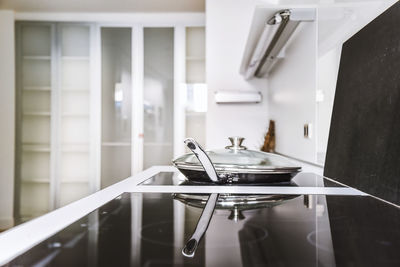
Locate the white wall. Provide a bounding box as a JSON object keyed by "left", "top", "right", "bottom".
{"left": 0, "top": 10, "right": 15, "bottom": 229}
{"left": 316, "top": 47, "right": 341, "bottom": 164}
{"left": 205, "top": 0, "right": 269, "bottom": 150}
{"left": 268, "top": 21, "right": 317, "bottom": 163}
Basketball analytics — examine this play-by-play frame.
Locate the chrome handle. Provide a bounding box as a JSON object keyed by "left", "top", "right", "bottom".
{"left": 182, "top": 193, "right": 219, "bottom": 257}
{"left": 184, "top": 138, "right": 219, "bottom": 183}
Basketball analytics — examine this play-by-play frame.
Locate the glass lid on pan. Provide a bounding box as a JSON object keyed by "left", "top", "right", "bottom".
{"left": 173, "top": 137, "right": 301, "bottom": 174}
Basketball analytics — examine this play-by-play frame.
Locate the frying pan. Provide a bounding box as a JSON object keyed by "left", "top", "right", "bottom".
{"left": 173, "top": 137, "right": 301, "bottom": 184}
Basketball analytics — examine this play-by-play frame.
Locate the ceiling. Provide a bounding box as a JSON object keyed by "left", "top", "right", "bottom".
{"left": 0, "top": 0, "right": 205, "bottom": 12}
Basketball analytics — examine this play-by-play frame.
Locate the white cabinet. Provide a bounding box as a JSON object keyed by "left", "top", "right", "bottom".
{"left": 15, "top": 22, "right": 96, "bottom": 221}
{"left": 14, "top": 22, "right": 206, "bottom": 222}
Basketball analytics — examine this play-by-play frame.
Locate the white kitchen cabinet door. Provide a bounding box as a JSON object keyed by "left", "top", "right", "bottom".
{"left": 15, "top": 22, "right": 97, "bottom": 222}
{"left": 100, "top": 27, "right": 132, "bottom": 188}
{"left": 16, "top": 23, "right": 53, "bottom": 222}
{"left": 143, "top": 28, "right": 175, "bottom": 169}
{"left": 57, "top": 24, "right": 94, "bottom": 207}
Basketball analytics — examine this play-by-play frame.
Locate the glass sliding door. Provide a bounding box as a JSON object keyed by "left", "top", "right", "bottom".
{"left": 101, "top": 28, "right": 132, "bottom": 188}
{"left": 16, "top": 23, "right": 53, "bottom": 222}
{"left": 58, "top": 24, "right": 92, "bottom": 206}
{"left": 143, "top": 28, "right": 174, "bottom": 169}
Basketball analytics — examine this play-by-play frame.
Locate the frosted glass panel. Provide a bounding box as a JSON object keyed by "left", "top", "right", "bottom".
{"left": 21, "top": 152, "right": 50, "bottom": 180}
{"left": 17, "top": 23, "right": 53, "bottom": 221}
{"left": 101, "top": 28, "right": 132, "bottom": 188}
{"left": 60, "top": 183, "right": 89, "bottom": 206}
{"left": 60, "top": 152, "right": 90, "bottom": 182}
{"left": 22, "top": 116, "right": 50, "bottom": 144}
{"left": 22, "top": 60, "right": 51, "bottom": 87}
{"left": 186, "top": 60, "right": 205, "bottom": 83}
{"left": 22, "top": 25, "right": 51, "bottom": 56}
{"left": 101, "top": 146, "right": 131, "bottom": 188}
{"left": 58, "top": 24, "right": 92, "bottom": 208}
{"left": 20, "top": 183, "right": 50, "bottom": 218}
{"left": 61, "top": 91, "right": 90, "bottom": 114}
{"left": 22, "top": 91, "right": 50, "bottom": 112}
{"left": 186, "top": 27, "right": 205, "bottom": 58}
{"left": 61, "top": 25, "right": 90, "bottom": 57}
{"left": 143, "top": 28, "right": 174, "bottom": 169}
{"left": 61, "top": 60, "right": 90, "bottom": 89}
{"left": 101, "top": 28, "right": 132, "bottom": 142}
{"left": 61, "top": 117, "right": 90, "bottom": 144}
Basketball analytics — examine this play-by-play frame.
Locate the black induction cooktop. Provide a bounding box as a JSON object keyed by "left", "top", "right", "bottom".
{"left": 4, "top": 192, "right": 399, "bottom": 267}
{"left": 139, "top": 172, "right": 345, "bottom": 187}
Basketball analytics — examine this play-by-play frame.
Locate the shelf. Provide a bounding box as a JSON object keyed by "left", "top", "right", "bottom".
{"left": 143, "top": 142, "right": 173, "bottom": 147}
{"left": 62, "top": 142, "right": 89, "bottom": 145}
{"left": 62, "top": 88, "right": 89, "bottom": 92}
{"left": 23, "top": 112, "right": 51, "bottom": 116}
{"left": 23, "top": 86, "right": 51, "bottom": 91}
{"left": 186, "top": 56, "right": 205, "bottom": 61}
{"left": 60, "top": 180, "right": 89, "bottom": 184}
{"left": 62, "top": 56, "right": 90, "bottom": 61}
{"left": 186, "top": 111, "right": 206, "bottom": 116}
{"left": 23, "top": 56, "right": 51, "bottom": 60}
{"left": 62, "top": 113, "right": 89, "bottom": 117}
{"left": 61, "top": 145, "right": 89, "bottom": 152}
{"left": 21, "top": 178, "right": 50, "bottom": 184}
{"left": 22, "top": 144, "right": 50, "bottom": 152}
{"left": 101, "top": 142, "right": 131, "bottom": 147}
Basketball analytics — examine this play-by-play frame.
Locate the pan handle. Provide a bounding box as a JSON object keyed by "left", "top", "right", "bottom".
{"left": 184, "top": 138, "right": 220, "bottom": 183}
{"left": 182, "top": 193, "right": 219, "bottom": 257}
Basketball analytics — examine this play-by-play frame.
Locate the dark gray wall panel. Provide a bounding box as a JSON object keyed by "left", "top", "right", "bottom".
{"left": 324, "top": 2, "right": 400, "bottom": 205}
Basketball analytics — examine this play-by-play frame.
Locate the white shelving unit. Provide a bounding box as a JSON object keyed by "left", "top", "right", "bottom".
{"left": 15, "top": 22, "right": 96, "bottom": 222}
{"left": 15, "top": 21, "right": 206, "bottom": 223}
{"left": 15, "top": 23, "right": 53, "bottom": 222}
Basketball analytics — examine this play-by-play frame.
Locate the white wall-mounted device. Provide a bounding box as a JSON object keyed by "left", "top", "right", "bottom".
{"left": 214, "top": 90, "right": 262, "bottom": 104}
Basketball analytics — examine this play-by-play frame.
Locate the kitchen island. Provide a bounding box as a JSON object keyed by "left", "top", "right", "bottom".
{"left": 0, "top": 166, "right": 399, "bottom": 266}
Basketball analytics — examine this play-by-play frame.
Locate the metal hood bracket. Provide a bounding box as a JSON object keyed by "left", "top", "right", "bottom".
{"left": 240, "top": 8, "right": 315, "bottom": 80}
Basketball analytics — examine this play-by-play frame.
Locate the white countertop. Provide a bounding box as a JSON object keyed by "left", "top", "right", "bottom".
{"left": 0, "top": 165, "right": 366, "bottom": 265}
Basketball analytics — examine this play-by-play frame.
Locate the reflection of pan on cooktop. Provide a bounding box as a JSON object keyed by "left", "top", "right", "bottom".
{"left": 175, "top": 193, "right": 300, "bottom": 258}
{"left": 173, "top": 193, "right": 299, "bottom": 219}
{"left": 178, "top": 179, "right": 299, "bottom": 186}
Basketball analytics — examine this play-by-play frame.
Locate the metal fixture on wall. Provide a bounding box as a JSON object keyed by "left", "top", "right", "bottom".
{"left": 240, "top": 8, "right": 315, "bottom": 80}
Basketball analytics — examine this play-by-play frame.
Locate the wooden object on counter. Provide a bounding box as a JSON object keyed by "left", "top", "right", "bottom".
{"left": 261, "top": 120, "right": 275, "bottom": 152}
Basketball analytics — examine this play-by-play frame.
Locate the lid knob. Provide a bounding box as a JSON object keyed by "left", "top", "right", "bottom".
{"left": 226, "top": 136, "right": 247, "bottom": 150}
{"left": 228, "top": 208, "right": 245, "bottom": 221}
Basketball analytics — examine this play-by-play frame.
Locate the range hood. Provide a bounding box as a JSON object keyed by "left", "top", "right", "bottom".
{"left": 240, "top": 8, "right": 315, "bottom": 80}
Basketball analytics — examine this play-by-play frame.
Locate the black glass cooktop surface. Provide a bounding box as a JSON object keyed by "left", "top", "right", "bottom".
{"left": 139, "top": 171, "right": 345, "bottom": 187}
{"left": 4, "top": 193, "right": 399, "bottom": 267}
